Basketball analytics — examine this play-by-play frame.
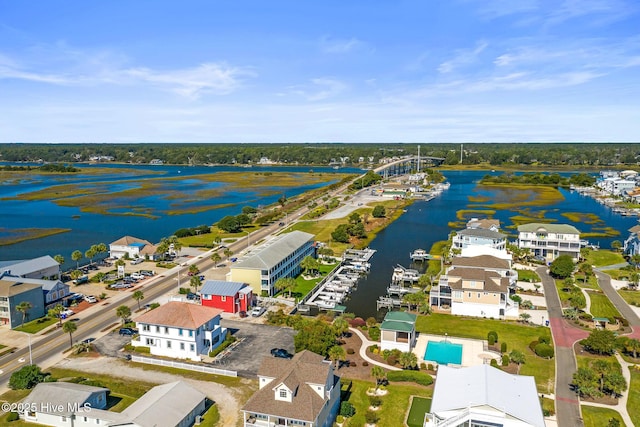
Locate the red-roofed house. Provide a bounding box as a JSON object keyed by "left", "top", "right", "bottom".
{"left": 131, "top": 301, "right": 226, "bottom": 361}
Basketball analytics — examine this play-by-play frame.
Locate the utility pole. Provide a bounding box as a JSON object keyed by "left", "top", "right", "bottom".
{"left": 460, "top": 143, "right": 463, "bottom": 164}
{"left": 417, "top": 145, "right": 421, "bottom": 173}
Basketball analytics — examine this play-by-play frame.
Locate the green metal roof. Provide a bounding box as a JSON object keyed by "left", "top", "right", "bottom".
{"left": 380, "top": 320, "right": 415, "bottom": 332}
{"left": 383, "top": 311, "right": 417, "bottom": 323}
{"left": 517, "top": 223, "right": 580, "bottom": 234}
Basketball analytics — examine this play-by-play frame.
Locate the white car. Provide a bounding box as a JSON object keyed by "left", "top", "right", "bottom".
{"left": 251, "top": 306, "right": 266, "bottom": 317}
{"left": 84, "top": 295, "right": 97, "bottom": 303}
{"left": 60, "top": 309, "right": 75, "bottom": 317}
{"left": 130, "top": 273, "right": 145, "bottom": 280}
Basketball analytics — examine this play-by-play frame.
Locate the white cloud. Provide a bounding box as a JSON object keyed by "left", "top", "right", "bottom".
{"left": 320, "top": 36, "right": 363, "bottom": 53}
{"left": 438, "top": 41, "right": 488, "bottom": 74}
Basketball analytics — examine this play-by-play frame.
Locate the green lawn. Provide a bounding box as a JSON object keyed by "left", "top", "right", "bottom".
{"left": 416, "top": 314, "right": 554, "bottom": 392}
{"left": 407, "top": 396, "right": 432, "bottom": 427}
{"left": 342, "top": 379, "right": 433, "bottom": 426}
{"left": 516, "top": 269, "right": 541, "bottom": 283}
{"left": 14, "top": 316, "right": 58, "bottom": 333}
{"left": 582, "top": 406, "right": 626, "bottom": 427}
{"left": 618, "top": 290, "right": 640, "bottom": 308}
{"left": 275, "top": 263, "right": 339, "bottom": 300}
{"left": 601, "top": 268, "right": 633, "bottom": 281}
{"left": 628, "top": 368, "right": 640, "bottom": 425}
{"left": 555, "top": 279, "right": 573, "bottom": 307}
{"left": 179, "top": 225, "right": 262, "bottom": 248}
{"left": 577, "top": 354, "right": 620, "bottom": 371}
{"left": 575, "top": 273, "right": 599, "bottom": 289}
{"left": 585, "top": 250, "right": 626, "bottom": 267}
{"left": 587, "top": 291, "right": 622, "bottom": 322}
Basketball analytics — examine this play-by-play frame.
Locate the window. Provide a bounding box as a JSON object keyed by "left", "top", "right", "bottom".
{"left": 164, "top": 327, "right": 169, "bottom": 334}
{"left": 180, "top": 343, "right": 185, "bottom": 350}
{"left": 221, "top": 296, "right": 226, "bottom": 302}
{"left": 280, "top": 390, "right": 287, "bottom": 398}
{"left": 156, "top": 326, "right": 160, "bottom": 333}
{"left": 142, "top": 325, "right": 150, "bottom": 332}
{"left": 167, "top": 341, "right": 172, "bottom": 348}
{"left": 189, "top": 330, "right": 193, "bottom": 337}
{"left": 179, "top": 328, "right": 183, "bottom": 336}
{"left": 477, "top": 293, "right": 480, "bottom": 298}
{"left": 190, "top": 344, "right": 195, "bottom": 351}
{"left": 145, "top": 338, "right": 155, "bottom": 346}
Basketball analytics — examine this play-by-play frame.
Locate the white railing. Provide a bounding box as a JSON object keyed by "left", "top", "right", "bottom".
{"left": 130, "top": 355, "right": 237, "bottom": 377}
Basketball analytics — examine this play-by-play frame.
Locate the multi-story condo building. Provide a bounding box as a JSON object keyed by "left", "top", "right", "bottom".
{"left": 517, "top": 223, "right": 581, "bottom": 262}
{"left": 0, "top": 277, "right": 45, "bottom": 328}
{"left": 229, "top": 231, "right": 315, "bottom": 296}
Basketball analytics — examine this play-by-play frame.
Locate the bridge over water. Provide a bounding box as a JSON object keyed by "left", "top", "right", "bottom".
{"left": 373, "top": 155, "right": 445, "bottom": 178}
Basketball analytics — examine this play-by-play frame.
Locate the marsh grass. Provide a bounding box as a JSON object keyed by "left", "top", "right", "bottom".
{"left": 0, "top": 227, "right": 71, "bottom": 246}
{"left": 561, "top": 212, "right": 603, "bottom": 225}
{"left": 455, "top": 209, "right": 497, "bottom": 221}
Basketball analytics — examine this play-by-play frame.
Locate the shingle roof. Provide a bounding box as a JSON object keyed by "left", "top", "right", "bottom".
{"left": 243, "top": 350, "right": 335, "bottom": 422}
{"left": 517, "top": 223, "right": 580, "bottom": 234}
{"left": 446, "top": 268, "right": 508, "bottom": 293}
{"left": 452, "top": 255, "right": 510, "bottom": 270}
{"left": 110, "top": 235, "right": 153, "bottom": 246}
{"left": 134, "top": 301, "right": 223, "bottom": 329}
{"left": 457, "top": 228, "right": 506, "bottom": 239}
{"left": 629, "top": 225, "right": 640, "bottom": 234}
{"left": 0, "top": 255, "right": 59, "bottom": 277}
{"left": 430, "top": 365, "right": 545, "bottom": 427}
{"left": 233, "top": 231, "right": 314, "bottom": 270}
{"left": 0, "top": 279, "right": 42, "bottom": 297}
{"left": 21, "top": 382, "right": 109, "bottom": 416}
{"left": 467, "top": 218, "right": 500, "bottom": 230}
{"left": 200, "top": 280, "right": 248, "bottom": 297}
{"left": 0, "top": 276, "right": 65, "bottom": 292}
{"left": 121, "top": 381, "right": 206, "bottom": 427}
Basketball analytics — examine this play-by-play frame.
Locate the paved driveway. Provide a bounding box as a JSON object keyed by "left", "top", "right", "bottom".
{"left": 217, "top": 319, "right": 295, "bottom": 377}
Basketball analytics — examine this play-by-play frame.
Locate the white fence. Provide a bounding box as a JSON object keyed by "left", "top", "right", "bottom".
{"left": 130, "top": 355, "right": 237, "bottom": 377}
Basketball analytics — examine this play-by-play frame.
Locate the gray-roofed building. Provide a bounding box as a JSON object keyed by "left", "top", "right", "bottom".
{"left": 380, "top": 311, "right": 417, "bottom": 352}
{"left": 424, "top": 364, "right": 545, "bottom": 427}
{"left": 0, "top": 275, "right": 70, "bottom": 309}
{"left": 0, "top": 255, "right": 60, "bottom": 280}
{"left": 200, "top": 280, "right": 253, "bottom": 313}
{"left": 230, "top": 231, "right": 315, "bottom": 296}
{"left": 517, "top": 223, "right": 581, "bottom": 262}
{"left": 452, "top": 228, "right": 507, "bottom": 252}
{"left": 20, "top": 381, "right": 206, "bottom": 427}
{"left": 0, "top": 277, "right": 46, "bottom": 328}
{"left": 242, "top": 350, "right": 341, "bottom": 427}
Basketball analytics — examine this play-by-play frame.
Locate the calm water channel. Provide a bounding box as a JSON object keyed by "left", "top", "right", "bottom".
{"left": 345, "top": 170, "right": 639, "bottom": 319}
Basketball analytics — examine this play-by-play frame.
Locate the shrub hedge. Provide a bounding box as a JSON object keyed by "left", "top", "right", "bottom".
{"left": 387, "top": 370, "right": 434, "bottom": 386}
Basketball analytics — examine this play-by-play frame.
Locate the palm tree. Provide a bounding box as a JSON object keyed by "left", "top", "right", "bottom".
{"left": 627, "top": 338, "right": 640, "bottom": 359}
{"left": 85, "top": 246, "right": 98, "bottom": 266}
{"left": 116, "top": 305, "right": 131, "bottom": 325}
{"left": 328, "top": 345, "right": 346, "bottom": 369}
{"left": 214, "top": 236, "right": 222, "bottom": 247}
{"left": 630, "top": 272, "right": 640, "bottom": 290}
{"left": 519, "top": 313, "right": 531, "bottom": 324}
{"left": 53, "top": 254, "right": 65, "bottom": 266}
{"left": 509, "top": 350, "right": 526, "bottom": 374}
{"left": 275, "top": 277, "right": 297, "bottom": 298}
{"left": 62, "top": 321, "right": 78, "bottom": 348}
{"left": 371, "top": 366, "right": 387, "bottom": 391}
{"left": 210, "top": 252, "right": 222, "bottom": 267}
{"left": 95, "top": 242, "right": 108, "bottom": 259}
{"left": 333, "top": 316, "right": 349, "bottom": 338}
{"left": 223, "top": 248, "right": 234, "bottom": 261}
{"left": 399, "top": 351, "right": 418, "bottom": 369}
{"left": 71, "top": 250, "right": 83, "bottom": 269}
{"left": 16, "top": 301, "right": 32, "bottom": 327}
{"left": 48, "top": 304, "right": 64, "bottom": 327}
{"left": 190, "top": 275, "right": 202, "bottom": 293}
{"left": 132, "top": 291, "right": 144, "bottom": 311}
{"left": 188, "top": 264, "right": 200, "bottom": 276}
{"left": 300, "top": 256, "right": 319, "bottom": 277}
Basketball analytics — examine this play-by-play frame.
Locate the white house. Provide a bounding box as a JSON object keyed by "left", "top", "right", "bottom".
{"left": 108, "top": 235, "right": 158, "bottom": 260}
{"left": 452, "top": 228, "right": 507, "bottom": 252}
{"left": 242, "top": 350, "right": 341, "bottom": 427}
{"left": 380, "top": 311, "right": 417, "bottom": 352}
{"left": 21, "top": 381, "right": 206, "bottom": 427}
{"left": 624, "top": 225, "right": 640, "bottom": 257}
{"left": 466, "top": 218, "right": 500, "bottom": 231}
{"left": 517, "top": 223, "right": 581, "bottom": 262}
{"left": 424, "top": 365, "right": 545, "bottom": 427}
{"left": 132, "top": 301, "right": 226, "bottom": 362}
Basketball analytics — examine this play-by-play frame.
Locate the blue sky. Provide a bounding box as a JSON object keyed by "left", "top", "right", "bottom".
{"left": 0, "top": 0, "right": 639, "bottom": 143}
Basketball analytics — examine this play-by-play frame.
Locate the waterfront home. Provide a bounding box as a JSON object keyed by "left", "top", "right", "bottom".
{"left": 452, "top": 228, "right": 507, "bottom": 252}
{"left": 430, "top": 255, "right": 518, "bottom": 319}
{"left": 108, "top": 235, "right": 158, "bottom": 260}
{"left": 131, "top": 301, "right": 226, "bottom": 362}
{"left": 517, "top": 223, "right": 581, "bottom": 262}
{"left": 0, "top": 277, "right": 45, "bottom": 328}
{"left": 20, "top": 381, "right": 206, "bottom": 427}
{"left": 424, "top": 365, "right": 544, "bottom": 427}
{"left": 229, "top": 230, "right": 315, "bottom": 296}
{"left": 0, "top": 255, "right": 60, "bottom": 280}
{"left": 624, "top": 224, "right": 640, "bottom": 256}
{"left": 380, "top": 311, "right": 417, "bottom": 352}
{"left": 200, "top": 280, "right": 253, "bottom": 314}
{"left": 241, "top": 350, "right": 341, "bottom": 427}
{"left": 466, "top": 217, "right": 500, "bottom": 231}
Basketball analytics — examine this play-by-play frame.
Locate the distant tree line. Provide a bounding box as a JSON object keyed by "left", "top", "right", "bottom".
{"left": 481, "top": 172, "right": 597, "bottom": 187}
{"left": 2, "top": 142, "right": 640, "bottom": 167}
{"left": 0, "top": 163, "right": 79, "bottom": 172}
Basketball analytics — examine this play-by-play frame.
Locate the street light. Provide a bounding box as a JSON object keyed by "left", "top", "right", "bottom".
{"left": 21, "top": 332, "right": 32, "bottom": 365}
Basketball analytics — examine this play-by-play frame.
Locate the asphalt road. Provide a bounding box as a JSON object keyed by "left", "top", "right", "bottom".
{"left": 537, "top": 266, "right": 585, "bottom": 427}
{"left": 595, "top": 271, "right": 640, "bottom": 337}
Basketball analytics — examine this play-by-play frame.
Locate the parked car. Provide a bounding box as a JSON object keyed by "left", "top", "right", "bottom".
{"left": 60, "top": 309, "right": 75, "bottom": 318}
{"left": 251, "top": 306, "right": 266, "bottom": 317}
{"left": 130, "top": 273, "right": 144, "bottom": 280}
{"left": 230, "top": 257, "right": 238, "bottom": 262}
{"left": 119, "top": 328, "right": 138, "bottom": 336}
{"left": 82, "top": 337, "right": 96, "bottom": 344}
{"left": 186, "top": 293, "right": 200, "bottom": 301}
{"left": 131, "top": 258, "right": 144, "bottom": 265}
{"left": 140, "top": 270, "right": 154, "bottom": 276}
{"left": 270, "top": 348, "right": 293, "bottom": 359}
{"left": 84, "top": 295, "right": 97, "bottom": 303}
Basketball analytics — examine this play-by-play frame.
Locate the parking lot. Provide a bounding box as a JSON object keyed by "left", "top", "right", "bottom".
{"left": 217, "top": 319, "right": 295, "bottom": 377}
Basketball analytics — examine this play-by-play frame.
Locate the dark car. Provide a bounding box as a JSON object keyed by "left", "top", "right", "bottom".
{"left": 119, "top": 328, "right": 138, "bottom": 336}
{"left": 186, "top": 293, "right": 200, "bottom": 301}
{"left": 82, "top": 337, "right": 96, "bottom": 344}
{"left": 270, "top": 348, "right": 293, "bottom": 359}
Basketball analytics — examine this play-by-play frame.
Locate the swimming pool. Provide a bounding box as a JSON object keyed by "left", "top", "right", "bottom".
{"left": 424, "top": 340, "right": 463, "bottom": 365}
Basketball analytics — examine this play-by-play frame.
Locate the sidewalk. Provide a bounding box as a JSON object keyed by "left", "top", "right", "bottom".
{"left": 348, "top": 327, "right": 401, "bottom": 371}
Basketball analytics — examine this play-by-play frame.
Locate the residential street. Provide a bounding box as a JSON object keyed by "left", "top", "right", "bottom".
{"left": 595, "top": 270, "right": 640, "bottom": 339}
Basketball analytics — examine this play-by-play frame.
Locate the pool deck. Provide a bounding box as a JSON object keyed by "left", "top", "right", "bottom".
{"left": 413, "top": 333, "right": 500, "bottom": 367}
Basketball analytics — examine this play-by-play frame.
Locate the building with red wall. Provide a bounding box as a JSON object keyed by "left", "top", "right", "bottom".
{"left": 200, "top": 280, "right": 253, "bottom": 314}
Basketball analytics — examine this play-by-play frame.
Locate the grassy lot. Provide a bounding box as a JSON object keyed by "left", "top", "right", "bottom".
{"left": 582, "top": 406, "right": 627, "bottom": 427}
{"left": 541, "top": 397, "right": 555, "bottom": 416}
{"left": 273, "top": 263, "right": 339, "bottom": 300}
{"left": 619, "top": 289, "right": 640, "bottom": 307}
{"left": 575, "top": 273, "right": 599, "bottom": 289}
{"left": 127, "top": 362, "right": 253, "bottom": 389}
{"left": 416, "top": 314, "right": 554, "bottom": 392}
{"left": 628, "top": 368, "right": 640, "bottom": 425}
{"left": 0, "top": 389, "right": 31, "bottom": 426}
{"left": 198, "top": 402, "right": 220, "bottom": 427}
{"left": 587, "top": 291, "right": 622, "bottom": 322}
{"left": 406, "top": 396, "right": 432, "bottom": 427}
{"left": 178, "top": 225, "right": 262, "bottom": 248}
{"left": 517, "top": 269, "right": 541, "bottom": 282}
{"left": 555, "top": 279, "right": 573, "bottom": 307}
{"left": 14, "top": 316, "right": 58, "bottom": 333}
{"left": 342, "top": 379, "right": 433, "bottom": 426}
{"left": 577, "top": 354, "right": 620, "bottom": 371}
{"left": 585, "top": 250, "right": 626, "bottom": 267}
{"left": 601, "top": 268, "right": 633, "bottom": 281}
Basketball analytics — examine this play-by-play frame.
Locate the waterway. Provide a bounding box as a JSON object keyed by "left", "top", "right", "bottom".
{"left": 345, "top": 170, "right": 639, "bottom": 319}
{"left": 0, "top": 163, "right": 360, "bottom": 266}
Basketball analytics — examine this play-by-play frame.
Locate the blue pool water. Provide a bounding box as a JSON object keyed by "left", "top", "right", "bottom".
{"left": 424, "top": 340, "right": 463, "bottom": 365}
